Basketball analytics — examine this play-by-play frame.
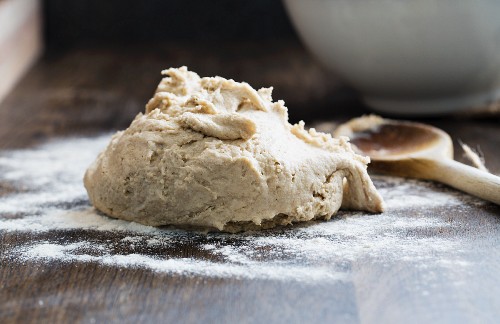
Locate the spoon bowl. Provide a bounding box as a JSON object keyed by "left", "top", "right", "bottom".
{"left": 335, "top": 115, "right": 500, "bottom": 205}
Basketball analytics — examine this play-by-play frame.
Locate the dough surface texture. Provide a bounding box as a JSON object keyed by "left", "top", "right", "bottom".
{"left": 84, "top": 67, "right": 384, "bottom": 231}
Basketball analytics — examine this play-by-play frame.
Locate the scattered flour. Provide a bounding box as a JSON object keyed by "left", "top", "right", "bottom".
{"left": 0, "top": 134, "right": 489, "bottom": 282}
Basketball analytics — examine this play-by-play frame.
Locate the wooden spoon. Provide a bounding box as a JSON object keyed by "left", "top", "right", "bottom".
{"left": 335, "top": 115, "right": 500, "bottom": 205}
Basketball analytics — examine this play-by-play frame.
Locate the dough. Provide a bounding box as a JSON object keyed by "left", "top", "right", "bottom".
{"left": 84, "top": 67, "right": 384, "bottom": 232}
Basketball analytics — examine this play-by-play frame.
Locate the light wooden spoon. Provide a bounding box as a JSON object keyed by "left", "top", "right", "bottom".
{"left": 335, "top": 115, "right": 500, "bottom": 205}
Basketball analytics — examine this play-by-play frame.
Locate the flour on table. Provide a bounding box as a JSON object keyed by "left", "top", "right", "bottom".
{"left": 0, "top": 134, "right": 490, "bottom": 282}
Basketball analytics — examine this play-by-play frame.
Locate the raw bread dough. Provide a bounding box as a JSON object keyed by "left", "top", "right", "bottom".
{"left": 84, "top": 67, "right": 384, "bottom": 232}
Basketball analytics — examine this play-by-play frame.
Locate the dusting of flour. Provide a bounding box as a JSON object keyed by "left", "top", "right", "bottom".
{"left": 0, "top": 134, "right": 489, "bottom": 282}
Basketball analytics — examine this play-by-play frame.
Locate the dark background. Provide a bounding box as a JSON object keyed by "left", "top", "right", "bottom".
{"left": 43, "top": 0, "right": 299, "bottom": 49}
{"left": 36, "top": 0, "right": 363, "bottom": 126}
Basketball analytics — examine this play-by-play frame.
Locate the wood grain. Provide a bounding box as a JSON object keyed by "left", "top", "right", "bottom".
{"left": 1, "top": 45, "right": 500, "bottom": 324}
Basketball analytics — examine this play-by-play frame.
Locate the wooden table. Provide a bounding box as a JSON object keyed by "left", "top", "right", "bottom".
{"left": 1, "top": 43, "right": 499, "bottom": 323}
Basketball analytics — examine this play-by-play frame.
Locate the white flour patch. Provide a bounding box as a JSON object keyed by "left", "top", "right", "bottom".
{"left": 0, "top": 134, "right": 489, "bottom": 282}
{"left": 375, "top": 176, "right": 464, "bottom": 210}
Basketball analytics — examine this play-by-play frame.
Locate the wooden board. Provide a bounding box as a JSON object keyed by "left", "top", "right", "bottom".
{"left": 0, "top": 0, "right": 42, "bottom": 105}
{"left": 1, "top": 44, "right": 499, "bottom": 323}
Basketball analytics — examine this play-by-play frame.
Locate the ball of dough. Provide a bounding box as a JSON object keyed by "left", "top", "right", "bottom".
{"left": 84, "top": 67, "right": 384, "bottom": 231}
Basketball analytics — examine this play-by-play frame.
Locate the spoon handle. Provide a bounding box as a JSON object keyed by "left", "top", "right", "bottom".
{"left": 428, "top": 159, "right": 500, "bottom": 205}
{"left": 370, "top": 158, "right": 500, "bottom": 205}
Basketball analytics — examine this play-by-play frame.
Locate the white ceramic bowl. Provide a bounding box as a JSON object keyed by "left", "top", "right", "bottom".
{"left": 284, "top": 0, "right": 500, "bottom": 115}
